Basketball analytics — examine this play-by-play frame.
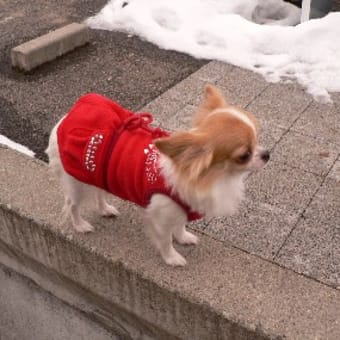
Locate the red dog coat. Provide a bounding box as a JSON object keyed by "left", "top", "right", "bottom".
{"left": 57, "top": 93, "right": 201, "bottom": 221}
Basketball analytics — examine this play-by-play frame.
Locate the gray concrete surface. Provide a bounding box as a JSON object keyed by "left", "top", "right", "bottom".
{"left": 0, "top": 0, "right": 205, "bottom": 160}
{"left": 139, "top": 62, "right": 340, "bottom": 290}
{"left": 11, "top": 23, "right": 90, "bottom": 71}
{"left": 0, "top": 0, "right": 339, "bottom": 338}
{"left": 1, "top": 145, "right": 340, "bottom": 340}
{"left": 277, "top": 174, "right": 340, "bottom": 287}
{"left": 0, "top": 264, "right": 118, "bottom": 340}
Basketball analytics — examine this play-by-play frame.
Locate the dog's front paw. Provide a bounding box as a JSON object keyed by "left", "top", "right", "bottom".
{"left": 100, "top": 204, "right": 120, "bottom": 217}
{"left": 174, "top": 230, "right": 199, "bottom": 245}
{"left": 162, "top": 248, "right": 187, "bottom": 266}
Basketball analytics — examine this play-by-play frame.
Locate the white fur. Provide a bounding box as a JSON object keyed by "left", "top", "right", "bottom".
{"left": 144, "top": 194, "right": 198, "bottom": 266}
{"left": 252, "top": 146, "right": 268, "bottom": 170}
{"left": 211, "top": 107, "right": 256, "bottom": 136}
{"left": 159, "top": 155, "right": 246, "bottom": 218}
{"left": 47, "top": 121, "right": 199, "bottom": 266}
{"left": 47, "top": 108, "right": 266, "bottom": 266}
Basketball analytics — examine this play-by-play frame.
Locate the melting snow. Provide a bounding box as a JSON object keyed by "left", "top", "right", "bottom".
{"left": 87, "top": 0, "right": 340, "bottom": 103}
{"left": 0, "top": 134, "right": 35, "bottom": 157}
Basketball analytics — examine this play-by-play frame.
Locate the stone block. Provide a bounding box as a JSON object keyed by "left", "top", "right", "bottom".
{"left": 11, "top": 23, "right": 89, "bottom": 72}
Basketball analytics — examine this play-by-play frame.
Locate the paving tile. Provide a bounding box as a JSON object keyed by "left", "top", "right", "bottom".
{"left": 166, "top": 103, "right": 285, "bottom": 152}
{"left": 192, "top": 61, "right": 234, "bottom": 83}
{"left": 142, "top": 74, "right": 209, "bottom": 128}
{"left": 276, "top": 218, "right": 340, "bottom": 289}
{"left": 218, "top": 85, "right": 253, "bottom": 108}
{"left": 292, "top": 100, "right": 340, "bottom": 146}
{"left": 277, "top": 153, "right": 340, "bottom": 288}
{"left": 169, "top": 75, "right": 207, "bottom": 105}
{"left": 190, "top": 81, "right": 250, "bottom": 109}
{"left": 272, "top": 130, "right": 339, "bottom": 176}
{"left": 246, "top": 160, "right": 322, "bottom": 214}
{"left": 258, "top": 123, "right": 286, "bottom": 152}
{"left": 196, "top": 200, "right": 299, "bottom": 260}
{"left": 247, "top": 82, "right": 312, "bottom": 129}
{"left": 330, "top": 91, "right": 340, "bottom": 105}
{"left": 275, "top": 173, "right": 340, "bottom": 288}
{"left": 141, "top": 94, "right": 187, "bottom": 129}
{"left": 328, "top": 159, "right": 340, "bottom": 182}
{"left": 190, "top": 67, "right": 268, "bottom": 109}
{"left": 216, "top": 66, "right": 269, "bottom": 106}
{"left": 303, "top": 177, "right": 340, "bottom": 228}
{"left": 166, "top": 104, "right": 196, "bottom": 131}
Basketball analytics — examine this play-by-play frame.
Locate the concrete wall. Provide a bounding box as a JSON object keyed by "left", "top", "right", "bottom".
{"left": 0, "top": 264, "right": 118, "bottom": 340}
{"left": 1, "top": 82, "right": 340, "bottom": 339}
{"left": 0, "top": 230, "right": 175, "bottom": 340}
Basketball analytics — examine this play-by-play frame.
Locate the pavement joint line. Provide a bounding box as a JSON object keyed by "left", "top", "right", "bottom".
{"left": 264, "top": 247, "right": 340, "bottom": 292}
{"left": 11, "top": 22, "right": 90, "bottom": 72}
{"left": 283, "top": 128, "right": 340, "bottom": 146}
{"left": 272, "top": 161, "right": 326, "bottom": 177}
{"left": 244, "top": 82, "right": 271, "bottom": 110}
{"left": 273, "top": 155, "right": 338, "bottom": 261}
{"left": 290, "top": 127, "right": 340, "bottom": 147}
{"left": 241, "top": 97, "right": 336, "bottom": 265}
{"left": 192, "top": 64, "right": 324, "bottom": 257}
{"left": 191, "top": 223, "right": 340, "bottom": 293}
{"left": 234, "top": 97, "right": 319, "bottom": 265}
{"left": 263, "top": 99, "right": 313, "bottom": 157}
{"left": 0, "top": 90, "right": 336, "bottom": 339}
{"left": 2, "top": 45, "right": 340, "bottom": 334}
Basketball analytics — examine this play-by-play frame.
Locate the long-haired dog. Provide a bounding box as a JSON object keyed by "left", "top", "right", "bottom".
{"left": 46, "top": 84, "right": 269, "bottom": 266}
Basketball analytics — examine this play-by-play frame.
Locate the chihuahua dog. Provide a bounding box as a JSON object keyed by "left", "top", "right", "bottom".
{"left": 46, "top": 84, "right": 269, "bottom": 266}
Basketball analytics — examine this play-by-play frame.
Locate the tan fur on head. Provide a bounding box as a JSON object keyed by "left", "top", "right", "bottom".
{"left": 154, "top": 131, "right": 213, "bottom": 182}
{"left": 154, "top": 83, "right": 269, "bottom": 221}
{"left": 155, "top": 83, "right": 266, "bottom": 189}
{"left": 155, "top": 84, "right": 228, "bottom": 184}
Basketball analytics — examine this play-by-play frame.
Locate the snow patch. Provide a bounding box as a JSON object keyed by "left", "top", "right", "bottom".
{"left": 0, "top": 134, "right": 35, "bottom": 157}
{"left": 87, "top": 0, "right": 340, "bottom": 102}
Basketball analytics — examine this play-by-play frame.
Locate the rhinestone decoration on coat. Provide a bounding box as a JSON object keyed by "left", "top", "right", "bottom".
{"left": 85, "top": 133, "right": 103, "bottom": 172}
{"left": 144, "top": 144, "right": 160, "bottom": 184}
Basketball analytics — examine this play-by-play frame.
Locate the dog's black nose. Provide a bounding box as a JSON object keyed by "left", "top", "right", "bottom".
{"left": 261, "top": 150, "right": 270, "bottom": 162}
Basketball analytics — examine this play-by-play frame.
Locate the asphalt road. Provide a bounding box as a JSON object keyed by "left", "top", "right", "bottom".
{"left": 0, "top": 0, "right": 206, "bottom": 160}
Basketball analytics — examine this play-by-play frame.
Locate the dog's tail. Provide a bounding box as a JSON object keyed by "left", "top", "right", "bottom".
{"left": 45, "top": 122, "right": 63, "bottom": 178}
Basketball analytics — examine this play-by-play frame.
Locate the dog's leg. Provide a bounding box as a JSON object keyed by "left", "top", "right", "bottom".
{"left": 95, "top": 190, "right": 120, "bottom": 217}
{"left": 47, "top": 120, "right": 94, "bottom": 233}
{"left": 61, "top": 172, "right": 94, "bottom": 233}
{"left": 146, "top": 194, "right": 188, "bottom": 266}
{"left": 147, "top": 219, "right": 187, "bottom": 266}
{"left": 173, "top": 225, "right": 199, "bottom": 245}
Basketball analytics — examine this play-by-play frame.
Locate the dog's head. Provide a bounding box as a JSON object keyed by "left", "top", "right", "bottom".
{"left": 155, "top": 84, "right": 269, "bottom": 191}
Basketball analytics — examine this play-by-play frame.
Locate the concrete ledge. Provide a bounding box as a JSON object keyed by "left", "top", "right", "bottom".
{"left": 1, "top": 145, "right": 340, "bottom": 339}
{"left": 11, "top": 23, "right": 89, "bottom": 72}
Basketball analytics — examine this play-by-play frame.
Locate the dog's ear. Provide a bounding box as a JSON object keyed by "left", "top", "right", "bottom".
{"left": 194, "top": 84, "right": 227, "bottom": 126}
{"left": 203, "top": 84, "right": 227, "bottom": 109}
{"left": 155, "top": 131, "right": 213, "bottom": 181}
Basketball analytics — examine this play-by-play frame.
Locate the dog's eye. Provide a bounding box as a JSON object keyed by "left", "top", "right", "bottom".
{"left": 238, "top": 151, "right": 252, "bottom": 163}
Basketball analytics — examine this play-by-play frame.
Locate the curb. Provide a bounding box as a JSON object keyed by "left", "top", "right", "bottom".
{"left": 0, "top": 145, "right": 340, "bottom": 339}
